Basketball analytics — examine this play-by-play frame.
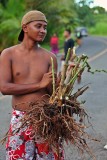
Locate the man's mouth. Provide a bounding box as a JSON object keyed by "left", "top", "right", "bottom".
{"left": 39, "top": 35, "right": 45, "bottom": 38}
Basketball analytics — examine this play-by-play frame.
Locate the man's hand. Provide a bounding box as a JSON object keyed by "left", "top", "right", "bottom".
{"left": 40, "top": 72, "right": 53, "bottom": 89}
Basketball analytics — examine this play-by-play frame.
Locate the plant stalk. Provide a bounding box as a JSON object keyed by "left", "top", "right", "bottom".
{"left": 51, "top": 57, "right": 55, "bottom": 94}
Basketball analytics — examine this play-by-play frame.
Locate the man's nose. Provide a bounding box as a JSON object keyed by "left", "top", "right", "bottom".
{"left": 40, "top": 28, "right": 46, "bottom": 33}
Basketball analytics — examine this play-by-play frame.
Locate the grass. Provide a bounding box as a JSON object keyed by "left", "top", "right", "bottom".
{"left": 89, "top": 14, "right": 107, "bottom": 36}
{"left": 89, "top": 22, "right": 107, "bottom": 36}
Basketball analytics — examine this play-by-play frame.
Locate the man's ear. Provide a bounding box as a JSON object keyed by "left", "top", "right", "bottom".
{"left": 22, "top": 24, "right": 27, "bottom": 33}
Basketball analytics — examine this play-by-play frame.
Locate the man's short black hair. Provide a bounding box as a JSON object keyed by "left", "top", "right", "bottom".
{"left": 65, "top": 28, "right": 71, "bottom": 34}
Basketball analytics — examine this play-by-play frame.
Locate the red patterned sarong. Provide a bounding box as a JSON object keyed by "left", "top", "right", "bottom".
{"left": 6, "top": 109, "right": 64, "bottom": 160}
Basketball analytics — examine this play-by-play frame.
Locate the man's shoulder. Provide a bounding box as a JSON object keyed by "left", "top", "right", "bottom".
{"left": 68, "top": 38, "right": 75, "bottom": 46}
{"left": 68, "top": 38, "right": 74, "bottom": 43}
{"left": 40, "top": 47, "right": 56, "bottom": 60}
{"left": 1, "top": 45, "right": 19, "bottom": 58}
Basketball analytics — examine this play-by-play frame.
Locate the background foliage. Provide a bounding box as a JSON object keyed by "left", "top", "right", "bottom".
{"left": 0, "top": 0, "right": 106, "bottom": 50}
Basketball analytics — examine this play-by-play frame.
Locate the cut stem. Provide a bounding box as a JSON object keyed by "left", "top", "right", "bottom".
{"left": 51, "top": 57, "right": 55, "bottom": 94}
{"left": 60, "top": 48, "right": 72, "bottom": 85}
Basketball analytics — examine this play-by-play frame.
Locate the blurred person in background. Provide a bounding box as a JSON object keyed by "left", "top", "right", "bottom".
{"left": 61, "top": 29, "right": 75, "bottom": 70}
{"left": 61, "top": 29, "right": 82, "bottom": 83}
{"left": 63, "top": 29, "right": 75, "bottom": 60}
{"left": 50, "top": 33, "right": 59, "bottom": 55}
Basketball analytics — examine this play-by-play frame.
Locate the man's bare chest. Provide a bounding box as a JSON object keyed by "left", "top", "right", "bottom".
{"left": 12, "top": 56, "right": 49, "bottom": 82}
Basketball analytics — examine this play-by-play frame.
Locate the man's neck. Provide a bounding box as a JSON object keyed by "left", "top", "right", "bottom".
{"left": 21, "top": 38, "right": 39, "bottom": 51}
{"left": 66, "top": 35, "right": 71, "bottom": 41}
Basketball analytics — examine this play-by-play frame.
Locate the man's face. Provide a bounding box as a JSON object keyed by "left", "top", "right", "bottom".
{"left": 63, "top": 31, "right": 69, "bottom": 38}
{"left": 25, "top": 21, "right": 47, "bottom": 42}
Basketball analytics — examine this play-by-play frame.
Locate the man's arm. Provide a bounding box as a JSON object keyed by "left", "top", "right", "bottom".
{"left": 0, "top": 50, "right": 52, "bottom": 95}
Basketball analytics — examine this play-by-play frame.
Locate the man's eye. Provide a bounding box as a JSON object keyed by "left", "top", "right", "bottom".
{"left": 36, "top": 25, "right": 41, "bottom": 28}
{"left": 44, "top": 26, "right": 47, "bottom": 30}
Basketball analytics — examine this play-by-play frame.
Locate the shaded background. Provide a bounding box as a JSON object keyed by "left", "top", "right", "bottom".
{"left": 0, "top": 0, "right": 107, "bottom": 51}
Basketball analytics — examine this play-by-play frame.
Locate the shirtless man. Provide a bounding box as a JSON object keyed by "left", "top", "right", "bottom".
{"left": 0, "top": 10, "right": 59, "bottom": 160}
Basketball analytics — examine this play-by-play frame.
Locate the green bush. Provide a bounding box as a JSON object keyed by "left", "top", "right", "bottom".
{"left": 89, "top": 22, "right": 107, "bottom": 36}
